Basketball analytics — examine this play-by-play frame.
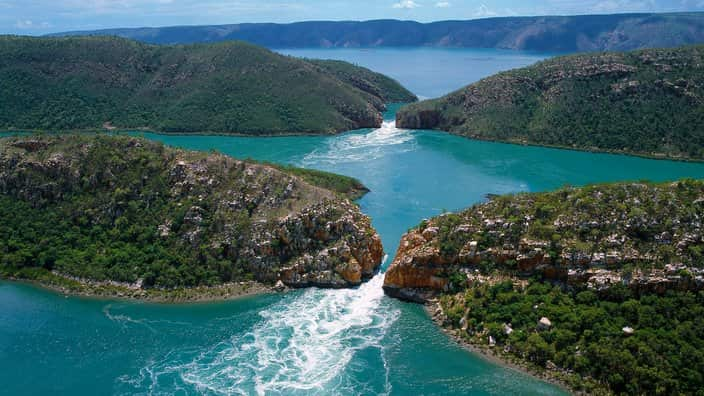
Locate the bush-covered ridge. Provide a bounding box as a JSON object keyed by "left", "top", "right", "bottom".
{"left": 384, "top": 180, "right": 704, "bottom": 394}
{"left": 268, "top": 164, "right": 370, "bottom": 201}
{"left": 431, "top": 180, "right": 704, "bottom": 271}
{"left": 0, "top": 35, "right": 412, "bottom": 135}
{"left": 0, "top": 135, "right": 383, "bottom": 291}
{"left": 437, "top": 279, "right": 704, "bottom": 395}
{"left": 385, "top": 180, "right": 704, "bottom": 300}
{"left": 397, "top": 45, "right": 704, "bottom": 161}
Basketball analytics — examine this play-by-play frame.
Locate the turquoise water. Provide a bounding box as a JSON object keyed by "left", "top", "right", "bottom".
{"left": 3, "top": 48, "right": 704, "bottom": 395}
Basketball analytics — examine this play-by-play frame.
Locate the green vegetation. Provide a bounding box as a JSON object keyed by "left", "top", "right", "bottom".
{"left": 268, "top": 164, "right": 369, "bottom": 200}
{"left": 398, "top": 45, "right": 704, "bottom": 160}
{"left": 389, "top": 180, "right": 704, "bottom": 394}
{"left": 441, "top": 282, "right": 704, "bottom": 395}
{"left": 0, "top": 135, "right": 373, "bottom": 290}
{"left": 308, "top": 59, "right": 417, "bottom": 103}
{"left": 0, "top": 36, "right": 413, "bottom": 135}
{"left": 0, "top": 265, "right": 265, "bottom": 302}
{"left": 428, "top": 179, "right": 704, "bottom": 269}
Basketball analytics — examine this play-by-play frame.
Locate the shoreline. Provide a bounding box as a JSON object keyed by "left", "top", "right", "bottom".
{"left": 6, "top": 123, "right": 704, "bottom": 163}
{"left": 1, "top": 271, "right": 277, "bottom": 304}
{"left": 423, "top": 301, "right": 579, "bottom": 395}
{"left": 0, "top": 126, "right": 354, "bottom": 139}
{"left": 401, "top": 126, "right": 704, "bottom": 164}
{"left": 0, "top": 102, "right": 409, "bottom": 139}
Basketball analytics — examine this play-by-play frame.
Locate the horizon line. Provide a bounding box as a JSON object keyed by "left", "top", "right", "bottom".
{"left": 32, "top": 10, "right": 704, "bottom": 37}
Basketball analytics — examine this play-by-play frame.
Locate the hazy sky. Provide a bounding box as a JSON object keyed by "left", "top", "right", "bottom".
{"left": 2, "top": 0, "right": 703, "bottom": 35}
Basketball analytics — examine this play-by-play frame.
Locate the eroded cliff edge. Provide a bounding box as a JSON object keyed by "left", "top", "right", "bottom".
{"left": 383, "top": 180, "right": 704, "bottom": 394}
{"left": 384, "top": 180, "right": 704, "bottom": 302}
{"left": 0, "top": 135, "right": 383, "bottom": 297}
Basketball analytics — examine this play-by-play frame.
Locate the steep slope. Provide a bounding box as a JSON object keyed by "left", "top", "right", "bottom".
{"left": 52, "top": 13, "right": 704, "bottom": 52}
{"left": 384, "top": 180, "right": 704, "bottom": 301}
{"left": 0, "top": 135, "right": 384, "bottom": 295}
{"left": 383, "top": 180, "right": 704, "bottom": 394}
{"left": 0, "top": 36, "right": 413, "bottom": 135}
{"left": 397, "top": 45, "right": 704, "bottom": 160}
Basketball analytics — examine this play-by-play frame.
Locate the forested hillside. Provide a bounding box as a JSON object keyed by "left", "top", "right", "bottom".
{"left": 384, "top": 180, "right": 704, "bottom": 394}
{"left": 398, "top": 45, "right": 704, "bottom": 160}
{"left": 0, "top": 135, "right": 384, "bottom": 293}
{"left": 0, "top": 36, "right": 414, "bottom": 135}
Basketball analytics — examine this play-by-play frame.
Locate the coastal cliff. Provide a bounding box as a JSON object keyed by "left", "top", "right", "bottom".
{"left": 0, "top": 135, "right": 384, "bottom": 296}
{"left": 397, "top": 45, "right": 704, "bottom": 161}
{"left": 383, "top": 180, "right": 704, "bottom": 394}
{"left": 384, "top": 180, "right": 704, "bottom": 301}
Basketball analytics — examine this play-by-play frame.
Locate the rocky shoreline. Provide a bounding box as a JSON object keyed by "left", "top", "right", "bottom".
{"left": 0, "top": 135, "right": 385, "bottom": 294}
{"left": 383, "top": 180, "right": 704, "bottom": 394}
{"left": 2, "top": 271, "right": 282, "bottom": 303}
{"left": 384, "top": 181, "right": 704, "bottom": 302}
{"left": 424, "top": 300, "right": 580, "bottom": 395}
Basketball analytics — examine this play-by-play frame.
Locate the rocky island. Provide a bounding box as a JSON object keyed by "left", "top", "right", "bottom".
{"left": 384, "top": 180, "right": 704, "bottom": 394}
{"left": 0, "top": 36, "right": 415, "bottom": 135}
{"left": 0, "top": 135, "right": 384, "bottom": 301}
{"left": 397, "top": 45, "right": 704, "bottom": 161}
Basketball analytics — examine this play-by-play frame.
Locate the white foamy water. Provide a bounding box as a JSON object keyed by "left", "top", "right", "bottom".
{"left": 121, "top": 122, "right": 408, "bottom": 395}
{"left": 301, "top": 121, "right": 414, "bottom": 166}
{"left": 132, "top": 267, "right": 399, "bottom": 395}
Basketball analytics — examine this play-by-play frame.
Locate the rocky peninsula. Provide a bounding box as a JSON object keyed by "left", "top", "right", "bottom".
{"left": 384, "top": 180, "right": 704, "bottom": 394}
{"left": 0, "top": 135, "right": 384, "bottom": 300}
{"left": 397, "top": 45, "right": 704, "bottom": 161}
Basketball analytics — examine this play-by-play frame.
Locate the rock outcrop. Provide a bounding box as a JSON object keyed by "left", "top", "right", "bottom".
{"left": 395, "top": 110, "right": 442, "bottom": 130}
{"left": 0, "top": 135, "right": 384, "bottom": 291}
{"left": 384, "top": 181, "right": 704, "bottom": 302}
{"left": 383, "top": 228, "right": 450, "bottom": 302}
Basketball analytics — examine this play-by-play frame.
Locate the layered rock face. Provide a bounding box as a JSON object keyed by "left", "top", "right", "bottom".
{"left": 252, "top": 200, "right": 384, "bottom": 288}
{"left": 384, "top": 181, "right": 704, "bottom": 302}
{"left": 383, "top": 228, "right": 450, "bottom": 302}
{"left": 0, "top": 135, "right": 383, "bottom": 289}
{"left": 395, "top": 110, "right": 442, "bottom": 130}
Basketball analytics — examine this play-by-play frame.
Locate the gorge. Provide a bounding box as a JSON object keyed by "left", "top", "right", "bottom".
{"left": 3, "top": 47, "right": 704, "bottom": 395}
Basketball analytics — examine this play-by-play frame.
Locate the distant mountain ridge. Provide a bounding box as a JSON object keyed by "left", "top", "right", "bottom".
{"left": 50, "top": 13, "right": 704, "bottom": 52}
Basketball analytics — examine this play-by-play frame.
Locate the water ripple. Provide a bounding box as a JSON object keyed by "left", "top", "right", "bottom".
{"left": 301, "top": 121, "right": 415, "bottom": 166}
{"left": 127, "top": 268, "right": 399, "bottom": 395}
